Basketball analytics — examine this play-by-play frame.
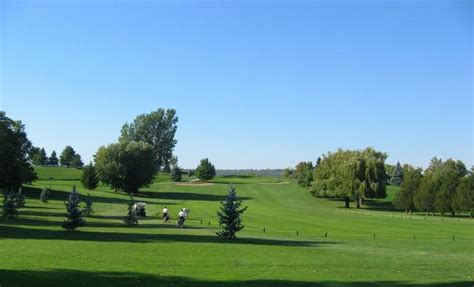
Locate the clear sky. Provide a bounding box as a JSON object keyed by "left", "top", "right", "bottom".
{"left": 0, "top": 0, "right": 472, "bottom": 169}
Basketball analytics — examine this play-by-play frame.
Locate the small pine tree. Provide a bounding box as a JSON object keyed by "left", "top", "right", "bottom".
{"left": 123, "top": 197, "right": 138, "bottom": 226}
{"left": 48, "top": 150, "right": 59, "bottom": 166}
{"left": 40, "top": 187, "right": 50, "bottom": 202}
{"left": 82, "top": 193, "right": 94, "bottom": 216}
{"left": 171, "top": 166, "right": 182, "bottom": 182}
{"left": 61, "top": 186, "right": 85, "bottom": 231}
{"left": 81, "top": 163, "right": 99, "bottom": 190}
{"left": 216, "top": 185, "right": 247, "bottom": 239}
{"left": 2, "top": 191, "right": 18, "bottom": 219}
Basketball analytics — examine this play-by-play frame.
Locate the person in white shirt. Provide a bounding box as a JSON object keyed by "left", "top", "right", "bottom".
{"left": 162, "top": 206, "right": 169, "bottom": 222}
{"left": 177, "top": 209, "right": 186, "bottom": 228}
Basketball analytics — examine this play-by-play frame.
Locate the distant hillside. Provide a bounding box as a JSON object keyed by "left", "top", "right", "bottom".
{"left": 215, "top": 169, "right": 284, "bottom": 177}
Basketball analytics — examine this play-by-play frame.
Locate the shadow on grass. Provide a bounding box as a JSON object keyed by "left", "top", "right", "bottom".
{"left": 0, "top": 225, "right": 327, "bottom": 246}
{"left": 0, "top": 269, "right": 470, "bottom": 287}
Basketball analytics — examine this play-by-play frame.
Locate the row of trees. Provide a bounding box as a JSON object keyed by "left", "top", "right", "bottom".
{"left": 30, "top": 146, "right": 83, "bottom": 168}
{"left": 394, "top": 158, "right": 473, "bottom": 217}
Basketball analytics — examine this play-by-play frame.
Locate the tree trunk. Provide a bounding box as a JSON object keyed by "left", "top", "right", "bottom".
{"left": 344, "top": 197, "right": 350, "bottom": 208}
{"left": 356, "top": 197, "right": 361, "bottom": 209}
{"left": 451, "top": 211, "right": 455, "bottom": 217}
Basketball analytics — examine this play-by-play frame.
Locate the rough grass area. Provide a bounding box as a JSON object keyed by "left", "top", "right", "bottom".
{"left": 0, "top": 166, "right": 473, "bottom": 287}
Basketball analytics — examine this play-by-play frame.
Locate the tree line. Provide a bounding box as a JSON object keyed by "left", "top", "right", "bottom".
{"left": 285, "top": 148, "right": 473, "bottom": 216}
{"left": 30, "top": 146, "right": 84, "bottom": 168}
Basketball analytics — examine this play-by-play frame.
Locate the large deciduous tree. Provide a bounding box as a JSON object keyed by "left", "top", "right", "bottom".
{"left": 119, "top": 109, "right": 178, "bottom": 172}
{"left": 393, "top": 166, "right": 422, "bottom": 213}
{"left": 0, "top": 111, "right": 37, "bottom": 190}
{"left": 94, "top": 141, "right": 155, "bottom": 194}
{"left": 310, "top": 148, "right": 387, "bottom": 208}
{"left": 81, "top": 163, "right": 99, "bottom": 190}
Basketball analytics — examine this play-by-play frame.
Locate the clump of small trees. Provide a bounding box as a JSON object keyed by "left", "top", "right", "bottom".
{"left": 393, "top": 157, "right": 473, "bottom": 217}
{"left": 171, "top": 166, "right": 182, "bottom": 182}
{"left": 216, "top": 185, "right": 247, "bottom": 239}
{"left": 195, "top": 158, "right": 216, "bottom": 181}
{"left": 60, "top": 146, "right": 84, "bottom": 168}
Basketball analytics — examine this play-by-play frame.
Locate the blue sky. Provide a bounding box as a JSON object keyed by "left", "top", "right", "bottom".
{"left": 0, "top": 0, "right": 472, "bottom": 169}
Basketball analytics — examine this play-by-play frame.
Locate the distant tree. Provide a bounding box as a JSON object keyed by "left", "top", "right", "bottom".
{"left": 195, "top": 158, "right": 216, "bottom": 181}
{"left": 393, "top": 166, "right": 422, "bottom": 213}
{"left": 283, "top": 168, "right": 295, "bottom": 179}
{"left": 40, "top": 187, "right": 50, "bottom": 203}
{"left": 390, "top": 161, "right": 404, "bottom": 186}
{"left": 61, "top": 186, "right": 85, "bottom": 231}
{"left": 295, "top": 162, "right": 313, "bottom": 187}
{"left": 414, "top": 174, "right": 437, "bottom": 216}
{"left": 171, "top": 166, "right": 182, "bottom": 182}
{"left": 95, "top": 141, "right": 155, "bottom": 194}
{"left": 119, "top": 108, "right": 178, "bottom": 171}
{"left": 187, "top": 169, "right": 194, "bottom": 177}
{"left": 60, "top": 146, "right": 76, "bottom": 167}
{"left": 315, "top": 157, "right": 322, "bottom": 169}
{"left": 123, "top": 197, "right": 138, "bottom": 226}
{"left": 82, "top": 193, "right": 94, "bottom": 217}
{"left": 81, "top": 163, "right": 99, "bottom": 190}
{"left": 0, "top": 111, "right": 37, "bottom": 190}
{"left": 452, "top": 172, "right": 473, "bottom": 217}
{"left": 2, "top": 191, "right": 18, "bottom": 219}
{"left": 71, "top": 154, "right": 84, "bottom": 168}
{"left": 433, "top": 159, "right": 467, "bottom": 216}
{"left": 31, "top": 147, "right": 48, "bottom": 166}
{"left": 216, "top": 185, "right": 247, "bottom": 239}
{"left": 170, "top": 155, "right": 178, "bottom": 167}
{"left": 48, "top": 150, "right": 59, "bottom": 166}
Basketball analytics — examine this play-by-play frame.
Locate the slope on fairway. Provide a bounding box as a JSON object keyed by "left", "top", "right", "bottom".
{"left": 0, "top": 166, "right": 473, "bottom": 287}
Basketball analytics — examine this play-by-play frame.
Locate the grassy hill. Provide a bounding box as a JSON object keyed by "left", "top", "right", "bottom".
{"left": 0, "top": 166, "right": 473, "bottom": 287}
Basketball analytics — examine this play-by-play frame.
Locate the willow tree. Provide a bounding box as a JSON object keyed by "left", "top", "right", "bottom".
{"left": 310, "top": 148, "right": 387, "bottom": 208}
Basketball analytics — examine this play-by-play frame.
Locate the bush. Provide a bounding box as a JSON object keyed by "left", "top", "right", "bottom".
{"left": 171, "top": 166, "right": 182, "bottom": 182}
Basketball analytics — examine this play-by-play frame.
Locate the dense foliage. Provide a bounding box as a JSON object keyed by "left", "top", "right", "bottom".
{"left": 81, "top": 164, "right": 99, "bottom": 190}
{"left": 60, "top": 146, "right": 83, "bottom": 168}
{"left": 216, "top": 185, "right": 247, "bottom": 239}
{"left": 394, "top": 157, "right": 472, "bottom": 216}
{"left": 310, "top": 148, "right": 387, "bottom": 208}
{"left": 0, "top": 111, "right": 37, "bottom": 190}
{"left": 48, "top": 150, "right": 59, "bottom": 166}
{"left": 195, "top": 158, "right": 216, "bottom": 181}
{"left": 120, "top": 108, "right": 178, "bottom": 172}
{"left": 95, "top": 141, "right": 155, "bottom": 194}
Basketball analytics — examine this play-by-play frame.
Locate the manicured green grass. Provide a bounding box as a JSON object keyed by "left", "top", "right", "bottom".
{"left": 1, "top": 166, "right": 473, "bottom": 287}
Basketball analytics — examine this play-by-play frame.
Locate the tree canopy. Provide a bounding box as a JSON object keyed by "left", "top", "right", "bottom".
{"left": 119, "top": 109, "right": 178, "bottom": 171}
{"left": 0, "top": 111, "right": 37, "bottom": 190}
{"left": 94, "top": 141, "right": 155, "bottom": 194}
{"left": 310, "top": 148, "right": 387, "bottom": 208}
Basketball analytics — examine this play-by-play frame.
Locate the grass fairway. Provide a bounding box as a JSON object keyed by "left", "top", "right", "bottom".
{"left": 1, "top": 167, "right": 473, "bottom": 287}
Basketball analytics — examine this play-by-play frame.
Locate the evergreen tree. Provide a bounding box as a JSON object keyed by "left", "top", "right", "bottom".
{"left": 60, "top": 146, "right": 76, "bottom": 167}
{"left": 390, "top": 161, "right": 404, "bottom": 186}
{"left": 32, "top": 148, "right": 48, "bottom": 165}
{"left": 82, "top": 193, "right": 94, "bottom": 216}
{"left": 414, "top": 174, "right": 436, "bottom": 216}
{"left": 123, "top": 197, "right": 138, "bottom": 226}
{"left": 48, "top": 151, "right": 59, "bottom": 166}
{"left": 2, "top": 191, "right": 18, "bottom": 219}
{"left": 40, "top": 187, "right": 50, "bottom": 203}
{"left": 71, "top": 154, "right": 84, "bottom": 168}
{"left": 81, "top": 163, "right": 99, "bottom": 190}
{"left": 195, "top": 158, "right": 216, "bottom": 181}
{"left": 171, "top": 166, "right": 182, "bottom": 182}
{"left": 216, "top": 185, "right": 247, "bottom": 239}
{"left": 61, "top": 186, "right": 85, "bottom": 231}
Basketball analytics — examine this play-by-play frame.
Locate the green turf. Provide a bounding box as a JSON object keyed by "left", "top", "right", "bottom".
{"left": 0, "top": 166, "right": 473, "bottom": 287}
